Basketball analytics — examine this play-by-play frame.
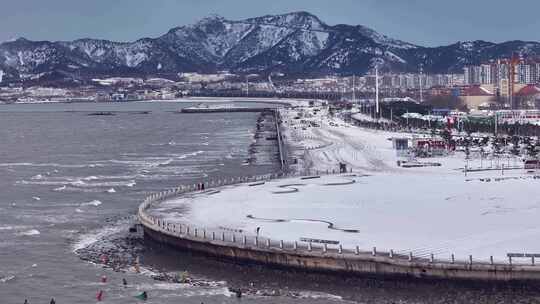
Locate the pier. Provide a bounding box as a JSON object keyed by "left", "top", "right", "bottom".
{"left": 181, "top": 106, "right": 287, "bottom": 172}
{"left": 179, "top": 107, "right": 274, "bottom": 113}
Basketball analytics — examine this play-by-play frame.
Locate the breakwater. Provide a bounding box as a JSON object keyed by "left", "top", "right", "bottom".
{"left": 180, "top": 107, "right": 274, "bottom": 113}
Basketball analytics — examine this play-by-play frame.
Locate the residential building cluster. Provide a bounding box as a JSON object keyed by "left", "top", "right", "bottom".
{"left": 460, "top": 58, "right": 540, "bottom": 109}
{"left": 464, "top": 58, "right": 540, "bottom": 86}
{"left": 3, "top": 67, "right": 539, "bottom": 110}
{"left": 365, "top": 73, "right": 465, "bottom": 90}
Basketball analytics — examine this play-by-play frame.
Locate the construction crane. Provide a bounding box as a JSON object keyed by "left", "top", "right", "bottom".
{"left": 500, "top": 53, "right": 521, "bottom": 109}
{"left": 509, "top": 53, "right": 521, "bottom": 109}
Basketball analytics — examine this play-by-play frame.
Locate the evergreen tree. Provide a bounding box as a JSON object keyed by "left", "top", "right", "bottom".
{"left": 526, "top": 142, "right": 538, "bottom": 159}
{"left": 464, "top": 136, "right": 472, "bottom": 160}
{"left": 441, "top": 129, "right": 452, "bottom": 147}
{"left": 492, "top": 137, "right": 503, "bottom": 157}
{"left": 510, "top": 136, "right": 521, "bottom": 157}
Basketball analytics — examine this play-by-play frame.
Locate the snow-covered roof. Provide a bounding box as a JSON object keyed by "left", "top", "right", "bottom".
{"left": 463, "top": 85, "right": 493, "bottom": 96}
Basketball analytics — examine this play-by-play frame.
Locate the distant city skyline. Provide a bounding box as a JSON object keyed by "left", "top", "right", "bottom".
{"left": 1, "top": 0, "right": 539, "bottom": 46}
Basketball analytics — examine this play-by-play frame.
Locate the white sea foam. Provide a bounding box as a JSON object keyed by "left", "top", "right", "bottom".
{"left": 71, "top": 180, "right": 86, "bottom": 186}
{"left": 0, "top": 162, "right": 104, "bottom": 168}
{"left": 177, "top": 151, "right": 205, "bottom": 159}
{"left": 53, "top": 185, "right": 67, "bottom": 191}
{"left": 106, "top": 188, "right": 116, "bottom": 193}
{"left": 297, "top": 291, "right": 344, "bottom": 301}
{"left": 0, "top": 275, "right": 15, "bottom": 283}
{"left": 133, "top": 283, "right": 232, "bottom": 297}
{"left": 32, "top": 196, "right": 41, "bottom": 201}
{"left": 81, "top": 200, "right": 102, "bottom": 207}
{"left": 53, "top": 187, "right": 109, "bottom": 193}
{"left": 182, "top": 287, "right": 233, "bottom": 297}
{"left": 72, "top": 224, "right": 126, "bottom": 252}
{"left": 105, "top": 158, "right": 172, "bottom": 168}
{"left": 133, "top": 266, "right": 160, "bottom": 277}
{"left": 139, "top": 282, "right": 190, "bottom": 291}
{"left": 20, "top": 179, "right": 137, "bottom": 188}
{"left": 19, "top": 229, "right": 40, "bottom": 236}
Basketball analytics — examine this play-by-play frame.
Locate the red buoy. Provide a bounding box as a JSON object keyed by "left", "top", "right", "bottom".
{"left": 96, "top": 290, "right": 104, "bottom": 301}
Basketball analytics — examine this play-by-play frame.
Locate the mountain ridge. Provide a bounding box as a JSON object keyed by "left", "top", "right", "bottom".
{"left": 1, "top": 11, "right": 539, "bottom": 83}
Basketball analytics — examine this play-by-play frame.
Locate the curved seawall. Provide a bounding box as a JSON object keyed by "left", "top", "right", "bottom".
{"left": 138, "top": 173, "right": 540, "bottom": 282}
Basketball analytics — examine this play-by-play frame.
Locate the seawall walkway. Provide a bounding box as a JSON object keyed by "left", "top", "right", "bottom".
{"left": 138, "top": 172, "right": 540, "bottom": 282}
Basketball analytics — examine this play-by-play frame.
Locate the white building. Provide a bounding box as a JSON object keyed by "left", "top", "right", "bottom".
{"left": 518, "top": 63, "right": 531, "bottom": 84}
{"left": 464, "top": 66, "right": 477, "bottom": 85}
{"left": 466, "top": 60, "right": 540, "bottom": 87}
{"left": 480, "top": 64, "right": 492, "bottom": 84}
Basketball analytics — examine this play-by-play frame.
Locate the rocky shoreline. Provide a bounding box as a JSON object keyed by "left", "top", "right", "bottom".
{"left": 73, "top": 216, "right": 316, "bottom": 299}
{"left": 75, "top": 215, "right": 540, "bottom": 303}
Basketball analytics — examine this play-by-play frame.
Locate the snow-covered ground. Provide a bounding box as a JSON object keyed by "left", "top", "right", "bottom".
{"left": 281, "top": 107, "right": 523, "bottom": 175}
{"left": 152, "top": 172, "right": 540, "bottom": 263}
{"left": 150, "top": 105, "right": 540, "bottom": 264}
{"left": 281, "top": 108, "right": 399, "bottom": 173}
{"left": 350, "top": 112, "right": 393, "bottom": 124}
{"left": 281, "top": 107, "right": 455, "bottom": 174}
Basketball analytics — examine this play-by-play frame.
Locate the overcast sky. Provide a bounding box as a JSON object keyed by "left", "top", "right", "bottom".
{"left": 1, "top": 0, "right": 539, "bottom": 46}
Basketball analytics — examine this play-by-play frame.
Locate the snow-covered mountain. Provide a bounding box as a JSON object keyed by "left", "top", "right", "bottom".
{"left": 1, "top": 11, "right": 540, "bottom": 82}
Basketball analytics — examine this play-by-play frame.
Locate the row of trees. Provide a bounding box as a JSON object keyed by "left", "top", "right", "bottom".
{"left": 350, "top": 111, "right": 540, "bottom": 161}
{"left": 452, "top": 133, "right": 540, "bottom": 160}
{"left": 395, "top": 116, "right": 540, "bottom": 137}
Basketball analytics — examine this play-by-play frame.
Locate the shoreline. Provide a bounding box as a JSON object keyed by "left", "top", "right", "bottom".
{"left": 2, "top": 96, "right": 313, "bottom": 107}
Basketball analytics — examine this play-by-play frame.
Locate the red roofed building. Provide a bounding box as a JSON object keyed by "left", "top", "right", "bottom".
{"left": 515, "top": 84, "right": 540, "bottom": 108}
{"left": 516, "top": 84, "right": 540, "bottom": 97}
{"left": 459, "top": 85, "right": 494, "bottom": 110}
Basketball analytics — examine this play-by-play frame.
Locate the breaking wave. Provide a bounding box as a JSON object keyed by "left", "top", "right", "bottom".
{"left": 72, "top": 224, "right": 126, "bottom": 253}
{"left": 0, "top": 275, "right": 15, "bottom": 283}
{"left": 80, "top": 200, "right": 102, "bottom": 207}
{"left": 19, "top": 179, "right": 137, "bottom": 188}
{"left": 18, "top": 229, "right": 40, "bottom": 236}
{"left": 0, "top": 162, "right": 104, "bottom": 168}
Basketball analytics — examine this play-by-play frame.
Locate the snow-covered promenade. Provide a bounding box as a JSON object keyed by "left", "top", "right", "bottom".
{"left": 148, "top": 172, "right": 540, "bottom": 263}
{"left": 138, "top": 170, "right": 540, "bottom": 281}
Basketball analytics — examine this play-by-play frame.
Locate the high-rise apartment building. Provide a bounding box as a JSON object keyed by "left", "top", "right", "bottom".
{"left": 465, "top": 58, "right": 540, "bottom": 86}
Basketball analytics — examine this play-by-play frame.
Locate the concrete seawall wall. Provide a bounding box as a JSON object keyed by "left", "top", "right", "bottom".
{"left": 274, "top": 109, "right": 286, "bottom": 171}
{"left": 138, "top": 174, "right": 540, "bottom": 282}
